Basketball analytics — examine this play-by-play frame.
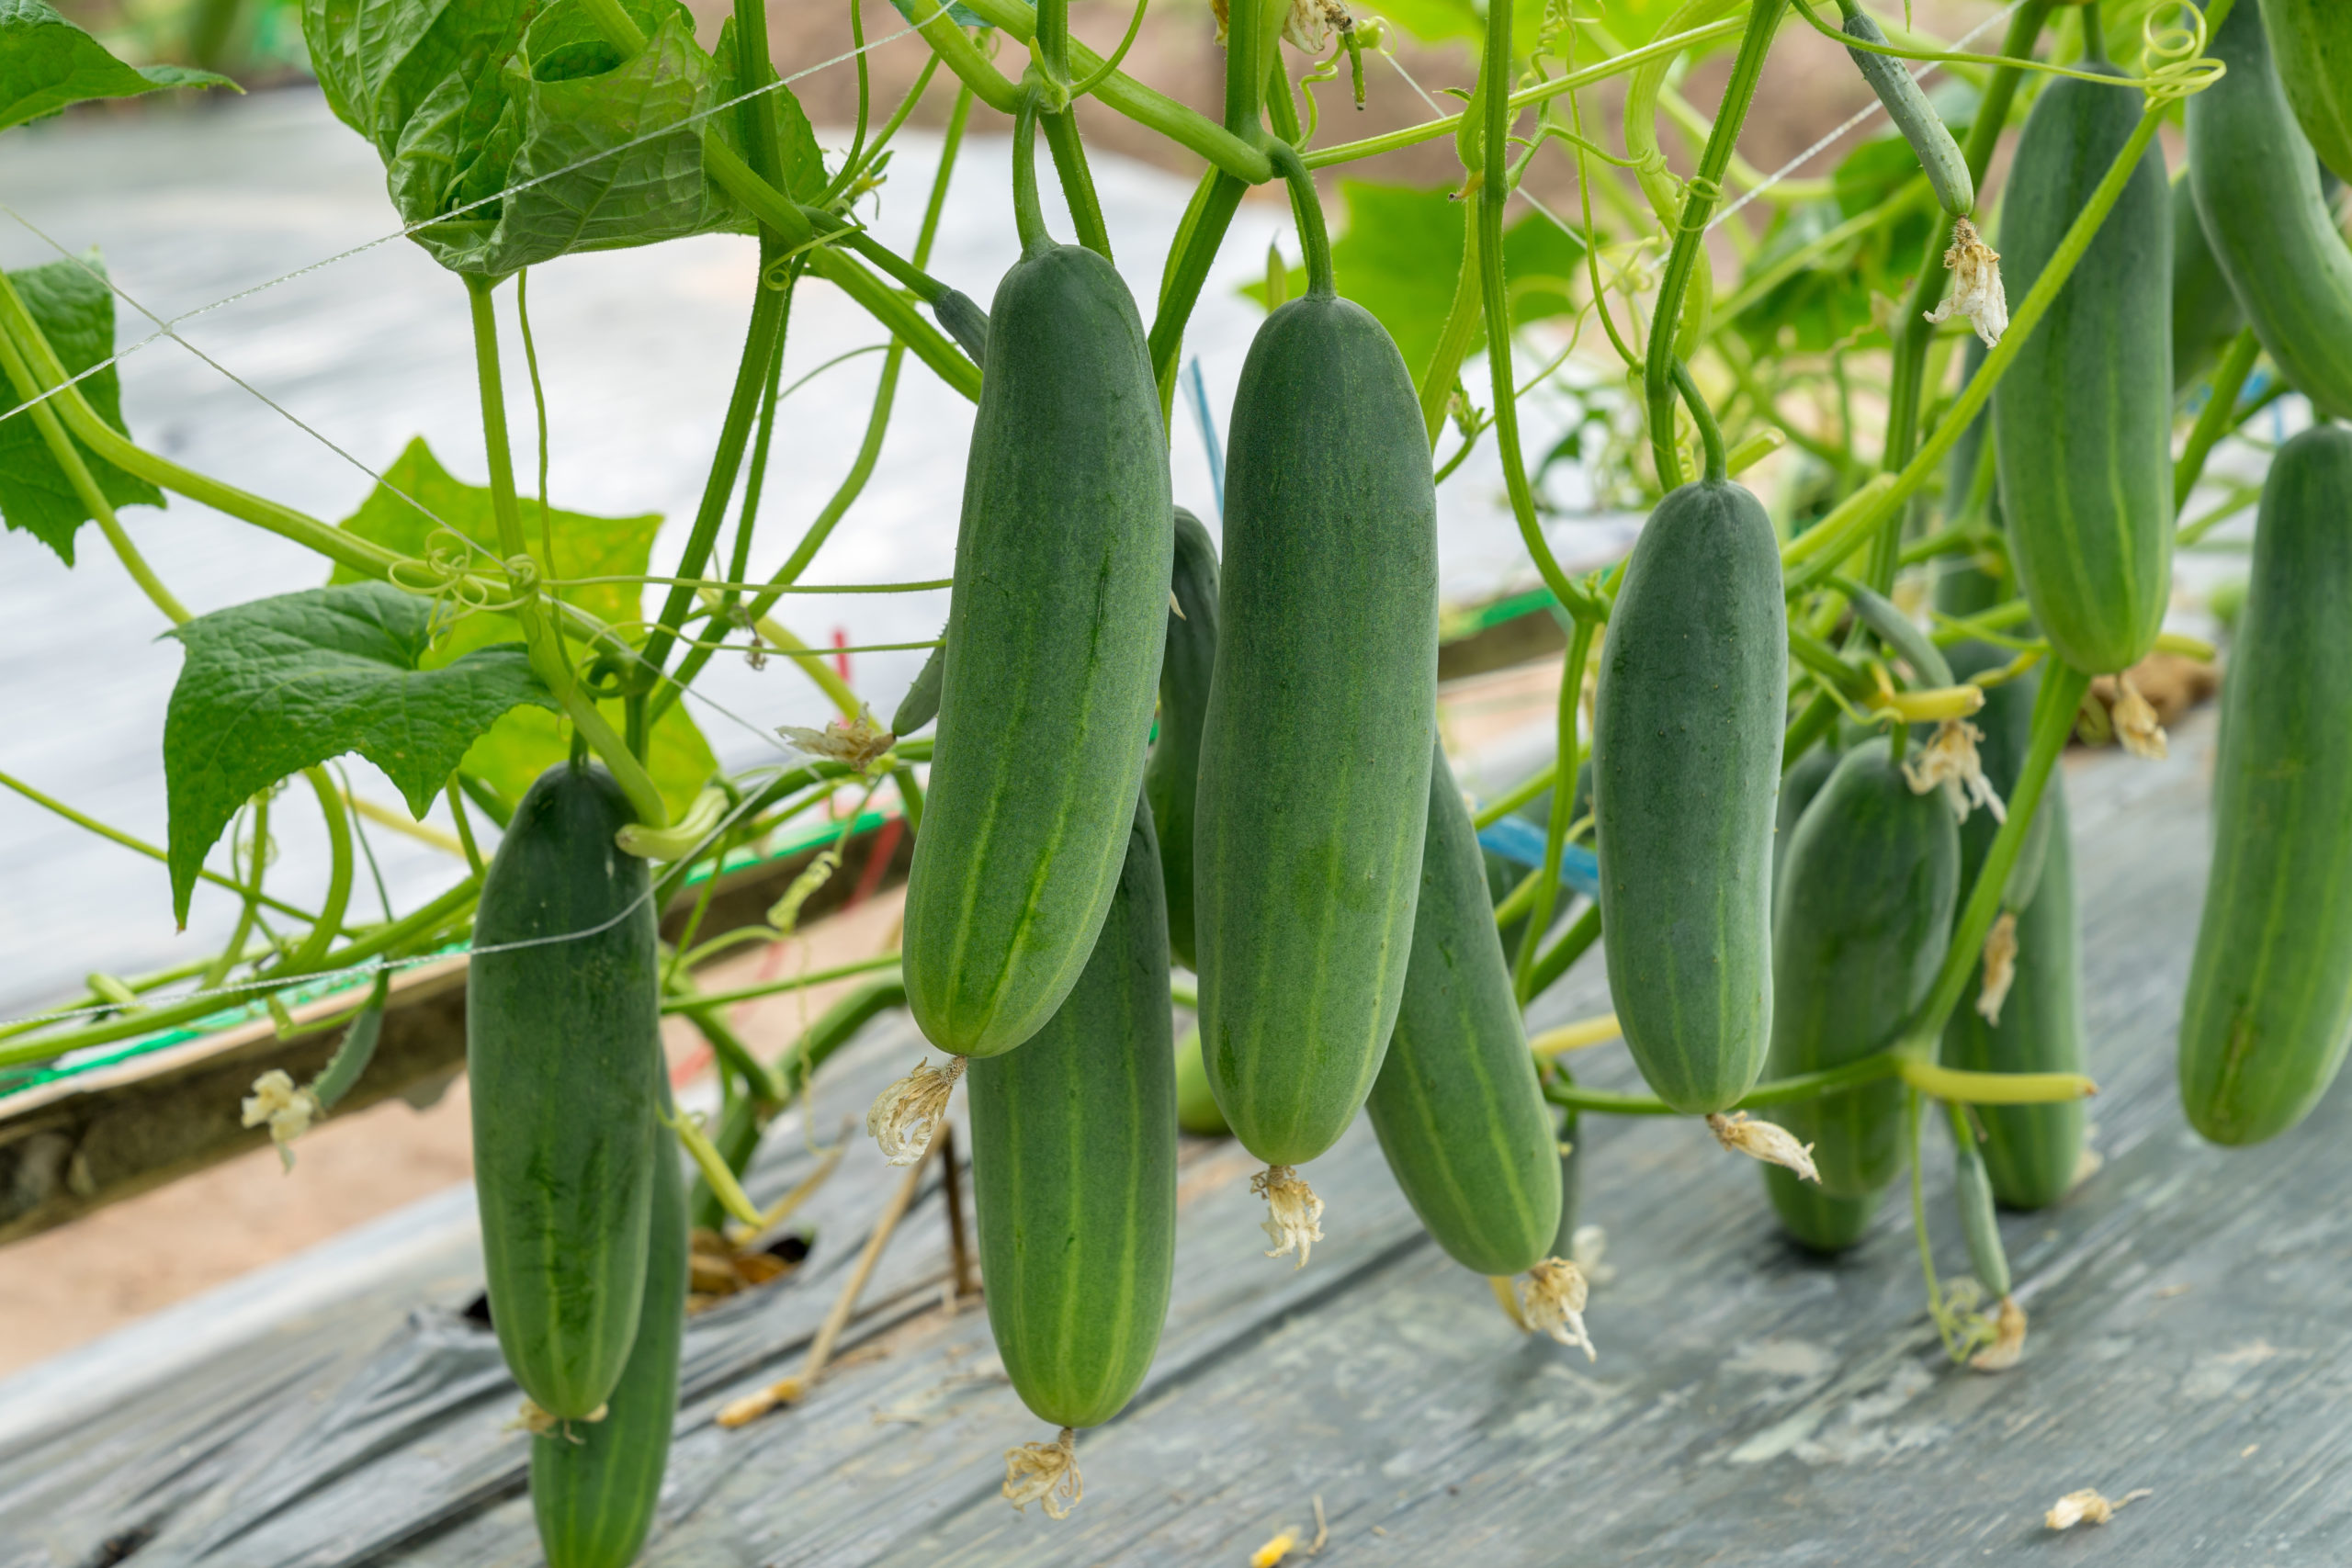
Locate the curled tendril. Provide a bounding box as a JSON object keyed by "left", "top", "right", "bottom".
{"left": 387, "top": 528, "right": 527, "bottom": 644}
{"left": 1677, "top": 175, "right": 1724, "bottom": 230}
{"left": 2141, "top": 6, "right": 2223, "bottom": 107}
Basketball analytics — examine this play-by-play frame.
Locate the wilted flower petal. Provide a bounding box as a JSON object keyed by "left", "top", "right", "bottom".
{"left": 1925, "top": 217, "right": 2008, "bottom": 346}
{"left": 1978, "top": 910, "right": 2019, "bottom": 1024}
{"left": 1708, "top": 1111, "right": 1820, "bottom": 1184}
{"left": 1971, "top": 1293, "right": 2030, "bottom": 1372}
{"left": 2045, "top": 1485, "right": 2148, "bottom": 1529}
{"left": 1520, "top": 1258, "right": 1597, "bottom": 1361}
{"left": 1252, "top": 1165, "right": 1325, "bottom": 1269}
{"left": 1902, "top": 718, "right": 2007, "bottom": 825}
{"left": 2112, "top": 676, "right": 2168, "bottom": 760}
{"left": 865, "top": 1055, "right": 965, "bottom": 1166}
{"left": 242, "top": 1068, "right": 321, "bottom": 1168}
{"left": 777, "top": 705, "right": 895, "bottom": 771}
{"left": 1003, "top": 1427, "right": 1083, "bottom": 1518}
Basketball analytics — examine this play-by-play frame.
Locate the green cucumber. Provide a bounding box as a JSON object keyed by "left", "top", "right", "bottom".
{"left": 1173, "top": 1023, "right": 1228, "bottom": 1135}
{"left": 530, "top": 1132, "right": 685, "bottom": 1568}
{"left": 469, "top": 762, "right": 660, "bottom": 1420}
{"left": 2261, "top": 0, "right": 2352, "bottom": 184}
{"left": 1992, "top": 46, "right": 2173, "bottom": 676}
{"left": 2178, "top": 423, "right": 2352, "bottom": 1145}
{"left": 902, "top": 243, "right": 1173, "bottom": 1057}
{"left": 967, "top": 793, "right": 1178, "bottom": 1428}
{"left": 1951, "top": 1125, "right": 2012, "bottom": 1297}
{"left": 1940, "top": 785, "right": 2084, "bottom": 1210}
{"left": 1591, "top": 477, "right": 1788, "bottom": 1113}
{"left": 1364, "top": 746, "right": 1561, "bottom": 1278}
{"left": 1945, "top": 641, "right": 2053, "bottom": 913}
{"left": 1764, "top": 1174, "right": 1883, "bottom": 1254}
{"left": 1775, "top": 743, "right": 1839, "bottom": 892}
{"left": 1550, "top": 1106, "right": 1584, "bottom": 1259}
{"left": 1838, "top": 3, "right": 1973, "bottom": 218}
{"left": 1193, "top": 292, "right": 1439, "bottom": 1168}
{"left": 2172, "top": 173, "right": 2245, "bottom": 396}
{"left": 1765, "top": 740, "right": 1959, "bottom": 1240}
{"left": 892, "top": 640, "right": 945, "bottom": 736}
{"left": 2188, "top": 1, "right": 2352, "bottom": 422}
{"left": 1145, "top": 506, "right": 1219, "bottom": 973}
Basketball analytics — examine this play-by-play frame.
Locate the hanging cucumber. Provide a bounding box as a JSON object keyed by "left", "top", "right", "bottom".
{"left": 469, "top": 762, "right": 661, "bottom": 1420}
{"left": 1145, "top": 506, "right": 1219, "bottom": 973}
{"left": 2179, "top": 423, "right": 2352, "bottom": 1146}
{"left": 1364, "top": 746, "right": 1562, "bottom": 1278}
{"left": 530, "top": 1127, "right": 686, "bottom": 1568}
{"left": 1764, "top": 740, "right": 1959, "bottom": 1247}
{"left": 1837, "top": 1, "right": 1973, "bottom": 218}
{"left": 1173, "top": 1023, "right": 1229, "bottom": 1135}
{"left": 1193, "top": 282, "right": 1439, "bottom": 1170}
{"left": 1775, "top": 744, "right": 1839, "bottom": 893}
{"left": 901, "top": 111, "right": 1174, "bottom": 1060}
{"left": 1942, "top": 785, "right": 2086, "bottom": 1210}
{"left": 2188, "top": 1, "right": 2352, "bottom": 422}
{"left": 891, "top": 640, "right": 945, "bottom": 736}
{"left": 2171, "top": 174, "right": 2244, "bottom": 396}
{"left": 1592, "top": 475, "right": 1787, "bottom": 1114}
{"left": 1992, "top": 28, "right": 2173, "bottom": 676}
{"left": 967, "top": 792, "right": 1177, "bottom": 1430}
{"left": 2260, "top": 0, "right": 2352, "bottom": 185}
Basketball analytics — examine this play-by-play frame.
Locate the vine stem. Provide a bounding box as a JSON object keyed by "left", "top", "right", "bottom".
{"left": 1012, "top": 92, "right": 1051, "bottom": 255}
{"left": 1476, "top": 0, "right": 1603, "bottom": 623}
{"left": 1269, "top": 144, "right": 1335, "bottom": 298}
{"left": 1515, "top": 617, "right": 1594, "bottom": 1001}
{"left": 461, "top": 276, "right": 668, "bottom": 827}
{"left": 2174, "top": 328, "right": 2263, "bottom": 509}
{"left": 1544, "top": 1046, "right": 2093, "bottom": 1116}
{"left": 1643, "top": 0, "right": 1789, "bottom": 490}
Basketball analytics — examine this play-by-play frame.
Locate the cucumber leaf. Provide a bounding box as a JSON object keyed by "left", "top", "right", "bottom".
{"left": 0, "top": 251, "right": 165, "bottom": 565}
{"left": 303, "top": 0, "right": 816, "bottom": 276}
{"left": 0, "top": 0, "right": 236, "bottom": 133}
{"left": 327, "top": 436, "right": 715, "bottom": 815}
{"left": 162, "top": 582, "right": 556, "bottom": 923}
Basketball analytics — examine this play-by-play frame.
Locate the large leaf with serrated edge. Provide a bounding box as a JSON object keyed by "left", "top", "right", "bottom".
{"left": 163, "top": 581, "right": 554, "bottom": 923}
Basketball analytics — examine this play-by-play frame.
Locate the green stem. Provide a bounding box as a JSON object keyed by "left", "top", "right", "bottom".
{"left": 1149, "top": 172, "right": 1249, "bottom": 412}
{"left": 1524, "top": 900, "right": 1602, "bottom": 1000}
{"left": 1419, "top": 207, "right": 1484, "bottom": 445}
{"left": 658, "top": 953, "right": 904, "bottom": 1013}
{"left": 2175, "top": 329, "right": 2262, "bottom": 511}
{"left": 1041, "top": 110, "right": 1113, "bottom": 260}
{"left": 0, "top": 767, "right": 322, "bottom": 924}
{"left": 1012, "top": 92, "right": 1051, "bottom": 254}
{"left": 202, "top": 793, "right": 270, "bottom": 990}
{"left": 462, "top": 276, "right": 667, "bottom": 827}
{"left": 1269, "top": 144, "right": 1334, "bottom": 298}
{"left": 1516, "top": 618, "right": 1594, "bottom": 1001}
{"left": 1644, "top": 0, "right": 1789, "bottom": 489}
{"left": 1474, "top": 761, "right": 1557, "bottom": 828}
{"left": 1671, "top": 358, "right": 1727, "bottom": 484}
{"left": 445, "top": 779, "right": 486, "bottom": 878}
{"left": 287, "top": 768, "right": 356, "bottom": 973}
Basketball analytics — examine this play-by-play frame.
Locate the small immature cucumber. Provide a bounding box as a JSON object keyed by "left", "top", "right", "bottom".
{"left": 891, "top": 640, "right": 945, "bottom": 736}
{"left": 530, "top": 1132, "right": 686, "bottom": 1568}
{"left": 902, "top": 242, "right": 1174, "bottom": 1058}
{"left": 1838, "top": 2, "right": 1973, "bottom": 218}
{"left": 469, "top": 763, "right": 660, "bottom": 1420}
{"left": 2178, "top": 423, "right": 2352, "bottom": 1146}
{"left": 1145, "top": 506, "right": 1219, "bottom": 972}
{"left": 1765, "top": 740, "right": 1959, "bottom": 1242}
{"left": 2260, "top": 0, "right": 2352, "bottom": 185}
{"left": 2171, "top": 174, "right": 2244, "bottom": 396}
{"left": 1592, "top": 476, "right": 1788, "bottom": 1114}
{"left": 1365, "top": 746, "right": 1562, "bottom": 1278}
{"left": 1951, "top": 1127, "right": 2011, "bottom": 1298}
{"left": 967, "top": 793, "right": 1178, "bottom": 1429}
{"left": 1194, "top": 291, "right": 1439, "bottom": 1167}
{"left": 1993, "top": 44, "right": 2173, "bottom": 675}
{"left": 2188, "top": 2, "right": 2352, "bottom": 422}
{"left": 1173, "top": 1024, "right": 1229, "bottom": 1135}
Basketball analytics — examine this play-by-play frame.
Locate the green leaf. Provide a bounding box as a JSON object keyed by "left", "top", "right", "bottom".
{"left": 304, "top": 0, "right": 812, "bottom": 276}
{"left": 162, "top": 581, "right": 555, "bottom": 922}
{"left": 1733, "top": 132, "right": 1939, "bottom": 355}
{"left": 0, "top": 0, "right": 236, "bottom": 133}
{"left": 0, "top": 250, "right": 164, "bottom": 564}
{"left": 327, "top": 436, "right": 715, "bottom": 816}
{"left": 1241, "top": 180, "right": 1586, "bottom": 384}
{"left": 713, "top": 15, "right": 826, "bottom": 200}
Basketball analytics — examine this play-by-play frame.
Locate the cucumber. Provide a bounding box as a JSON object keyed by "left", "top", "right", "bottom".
{"left": 1145, "top": 506, "right": 1219, "bottom": 973}
{"left": 2178, "top": 423, "right": 2352, "bottom": 1145}
{"left": 530, "top": 1131, "right": 685, "bottom": 1568}
{"left": 2188, "top": 1, "right": 2352, "bottom": 422}
{"left": 1550, "top": 1106, "right": 1584, "bottom": 1260}
{"left": 469, "top": 762, "right": 660, "bottom": 1420}
{"left": 2172, "top": 173, "right": 2244, "bottom": 396}
{"left": 891, "top": 640, "right": 945, "bottom": 735}
{"left": 902, "top": 243, "right": 1173, "bottom": 1058}
{"left": 2261, "top": 0, "right": 2352, "bottom": 185}
{"left": 1193, "top": 292, "right": 1439, "bottom": 1168}
{"left": 967, "top": 792, "right": 1178, "bottom": 1429}
{"left": 1364, "top": 745, "right": 1562, "bottom": 1277}
{"left": 1591, "top": 476, "right": 1788, "bottom": 1113}
{"left": 1775, "top": 744, "right": 1839, "bottom": 892}
{"left": 1763, "top": 1172, "right": 1883, "bottom": 1254}
{"left": 1951, "top": 1126, "right": 2012, "bottom": 1297}
{"left": 1945, "top": 641, "right": 2053, "bottom": 913}
{"left": 1992, "top": 48, "right": 2173, "bottom": 676}
{"left": 1765, "top": 740, "right": 1959, "bottom": 1237}
{"left": 1941, "top": 785, "right": 2085, "bottom": 1209}
{"left": 1173, "top": 1023, "right": 1229, "bottom": 1135}
{"left": 1838, "top": 3, "right": 1973, "bottom": 218}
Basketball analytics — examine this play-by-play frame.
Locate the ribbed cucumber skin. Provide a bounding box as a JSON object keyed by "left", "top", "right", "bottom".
{"left": 1774, "top": 745, "right": 1838, "bottom": 893}
{"left": 967, "top": 795, "right": 1177, "bottom": 1429}
{"left": 1993, "top": 56, "right": 2173, "bottom": 676}
{"left": 1764, "top": 1170, "right": 1883, "bottom": 1254}
{"left": 469, "top": 763, "right": 658, "bottom": 1419}
{"left": 903, "top": 243, "right": 1173, "bottom": 1058}
{"left": 1591, "top": 478, "right": 1788, "bottom": 1114}
{"left": 1194, "top": 295, "right": 1438, "bottom": 1167}
{"left": 530, "top": 1138, "right": 685, "bottom": 1568}
{"left": 2172, "top": 174, "right": 2244, "bottom": 395}
{"left": 2179, "top": 424, "right": 2352, "bottom": 1146}
{"left": 1146, "top": 507, "right": 1219, "bottom": 973}
{"left": 1365, "top": 747, "right": 1562, "bottom": 1278}
{"left": 1941, "top": 785, "right": 2085, "bottom": 1210}
{"left": 2263, "top": 0, "right": 2352, "bottom": 184}
{"left": 1767, "top": 741, "right": 1958, "bottom": 1221}
{"left": 1842, "top": 9, "right": 1973, "bottom": 218}
{"left": 2189, "top": 1, "right": 2352, "bottom": 421}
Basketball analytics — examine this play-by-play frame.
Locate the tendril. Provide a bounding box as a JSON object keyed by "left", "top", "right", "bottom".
{"left": 2141, "top": 5, "right": 2222, "bottom": 107}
